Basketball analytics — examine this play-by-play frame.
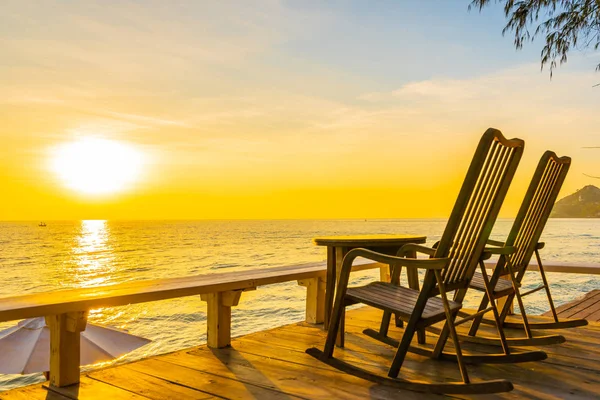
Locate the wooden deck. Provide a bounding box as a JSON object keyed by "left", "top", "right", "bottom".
{"left": 544, "top": 289, "right": 600, "bottom": 322}
{"left": 1, "top": 306, "right": 599, "bottom": 399}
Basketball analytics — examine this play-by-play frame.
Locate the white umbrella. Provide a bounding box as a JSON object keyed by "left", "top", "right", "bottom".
{"left": 0, "top": 317, "right": 151, "bottom": 374}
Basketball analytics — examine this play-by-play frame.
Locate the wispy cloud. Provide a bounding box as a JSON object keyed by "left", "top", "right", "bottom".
{"left": 100, "top": 110, "right": 188, "bottom": 128}
{"left": 0, "top": 95, "right": 65, "bottom": 105}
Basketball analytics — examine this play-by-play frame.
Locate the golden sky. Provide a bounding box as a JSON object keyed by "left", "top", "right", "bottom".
{"left": 1, "top": 1, "right": 599, "bottom": 220}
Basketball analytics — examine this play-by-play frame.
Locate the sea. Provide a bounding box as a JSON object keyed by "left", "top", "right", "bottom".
{"left": 0, "top": 219, "right": 598, "bottom": 391}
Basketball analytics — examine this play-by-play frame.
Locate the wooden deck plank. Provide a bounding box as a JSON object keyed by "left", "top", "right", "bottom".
{"left": 163, "top": 348, "right": 415, "bottom": 400}
{"left": 0, "top": 386, "right": 68, "bottom": 400}
{"left": 571, "top": 297, "right": 600, "bottom": 321}
{"left": 562, "top": 296, "right": 600, "bottom": 320}
{"left": 586, "top": 308, "right": 600, "bottom": 323}
{"left": 2, "top": 306, "right": 600, "bottom": 399}
{"left": 45, "top": 377, "right": 148, "bottom": 400}
{"left": 88, "top": 367, "right": 215, "bottom": 400}
{"left": 128, "top": 357, "right": 303, "bottom": 400}
{"left": 544, "top": 289, "right": 600, "bottom": 320}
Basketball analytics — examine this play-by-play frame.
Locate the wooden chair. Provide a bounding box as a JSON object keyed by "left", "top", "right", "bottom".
{"left": 307, "top": 129, "right": 542, "bottom": 394}
{"left": 466, "top": 151, "right": 587, "bottom": 345}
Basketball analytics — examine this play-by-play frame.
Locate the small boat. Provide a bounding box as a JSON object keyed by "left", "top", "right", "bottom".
{"left": 38, "top": 222, "right": 46, "bottom": 227}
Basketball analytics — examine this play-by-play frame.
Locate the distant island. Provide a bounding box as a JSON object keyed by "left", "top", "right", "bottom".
{"left": 551, "top": 185, "right": 600, "bottom": 218}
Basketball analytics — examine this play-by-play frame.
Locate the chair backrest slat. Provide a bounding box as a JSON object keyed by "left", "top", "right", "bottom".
{"left": 504, "top": 151, "right": 570, "bottom": 272}
{"left": 446, "top": 143, "right": 510, "bottom": 284}
{"left": 435, "top": 129, "right": 524, "bottom": 287}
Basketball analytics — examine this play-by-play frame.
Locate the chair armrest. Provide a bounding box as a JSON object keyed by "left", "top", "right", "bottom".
{"left": 396, "top": 243, "right": 437, "bottom": 257}
{"left": 486, "top": 239, "right": 506, "bottom": 247}
{"left": 536, "top": 242, "right": 545, "bottom": 250}
{"left": 485, "top": 245, "right": 516, "bottom": 255}
{"left": 342, "top": 248, "right": 448, "bottom": 272}
{"left": 481, "top": 245, "right": 516, "bottom": 260}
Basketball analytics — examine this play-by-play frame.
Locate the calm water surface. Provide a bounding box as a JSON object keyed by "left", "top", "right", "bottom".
{"left": 0, "top": 219, "right": 598, "bottom": 390}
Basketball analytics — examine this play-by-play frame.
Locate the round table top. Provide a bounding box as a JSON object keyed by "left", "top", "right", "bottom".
{"left": 313, "top": 234, "right": 427, "bottom": 247}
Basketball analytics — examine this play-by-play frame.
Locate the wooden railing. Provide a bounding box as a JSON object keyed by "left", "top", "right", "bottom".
{"left": 513, "top": 261, "right": 600, "bottom": 275}
{"left": 0, "top": 259, "right": 597, "bottom": 388}
{"left": 0, "top": 260, "right": 385, "bottom": 388}
{"left": 482, "top": 261, "right": 600, "bottom": 275}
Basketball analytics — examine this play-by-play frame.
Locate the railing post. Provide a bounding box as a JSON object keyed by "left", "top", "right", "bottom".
{"left": 45, "top": 311, "right": 88, "bottom": 387}
{"left": 201, "top": 289, "right": 249, "bottom": 348}
{"left": 298, "top": 277, "right": 326, "bottom": 324}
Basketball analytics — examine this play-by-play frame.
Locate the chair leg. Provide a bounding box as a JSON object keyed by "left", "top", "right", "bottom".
{"left": 446, "top": 310, "right": 470, "bottom": 383}
{"left": 379, "top": 310, "right": 392, "bottom": 336}
{"left": 395, "top": 314, "right": 404, "bottom": 328}
{"left": 536, "top": 249, "right": 559, "bottom": 323}
{"left": 468, "top": 292, "right": 491, "bottom": 337}
{"left": 323, "top": 251, "right": 358, "bottom": 357}
{"left": 417, "top": 328, "right": 426, "bottom": 344}
{"left": 388, "top": 312, "right": 420, "bottom": 378}
{"left": 432, "top": 320, "right": 450, "bottom": 359}
{"left": 323, "top": 290, "right": 349, "bottom": 357}
{"left": 431, "top": 281, "right": 470, "bottom": 359}
{"left": 498, "top": 292, "right": 515, "bottom": 324}
{"left": 337, "top": 303, "right": 346, "bottom": 348}
{"left": 478, "top": 261, "right": 511, "bottom": 355}
{"left": 389, "top": 273, "right": 436, "bottom": 377}
{"left": 506, "top": 261, "right": 533, "bottom": 339}
{"left": 434, "top": 270, "right": 469, "bottom": 383}
{"left": 323, "top": 301, "right": 345, "bottom": 358}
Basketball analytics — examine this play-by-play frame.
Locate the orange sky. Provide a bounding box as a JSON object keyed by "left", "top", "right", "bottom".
{"left": 1, "top": 2, "right": 599, "bottom": 220}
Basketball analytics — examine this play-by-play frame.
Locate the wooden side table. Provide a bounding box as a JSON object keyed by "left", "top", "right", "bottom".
{"left": 313, "top": 234, "right": 427, "bottom": 334}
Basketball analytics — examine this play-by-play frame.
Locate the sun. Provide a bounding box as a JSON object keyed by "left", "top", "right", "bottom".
{"left": 51, "top": 138, "right": 144, "bottom": 195}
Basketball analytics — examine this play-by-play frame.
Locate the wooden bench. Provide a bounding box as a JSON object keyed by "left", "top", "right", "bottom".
{"left": 0, "top": 260, "right": 385, "bottom": 388}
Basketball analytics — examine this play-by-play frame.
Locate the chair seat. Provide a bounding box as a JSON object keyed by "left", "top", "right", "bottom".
{"left": 346, "top": 282, "right": 461, "bottom": 324}
{"left": 470, "top": 271, "right": 514, "bottom": 295}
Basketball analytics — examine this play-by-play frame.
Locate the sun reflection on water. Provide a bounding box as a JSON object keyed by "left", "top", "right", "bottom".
{"left": 70, "top": 220, "right": 115, "bottom": 288}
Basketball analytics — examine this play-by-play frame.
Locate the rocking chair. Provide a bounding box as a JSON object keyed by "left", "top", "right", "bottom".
{"left": 307, "top": 128, "right": 541, "bottom": 394}
{"left": 466, "top": 151, "right": 587, "bottom": 346}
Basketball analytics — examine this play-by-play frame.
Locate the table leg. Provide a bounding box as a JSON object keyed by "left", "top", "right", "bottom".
{"left": 405, "top": 249, "right": 426, "bottom": 343}
{"left": 393, "top": 246, "right": 406, "bottom": 328}
{"left": 323, "top": 246, "right": 336, "bottom": 329}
